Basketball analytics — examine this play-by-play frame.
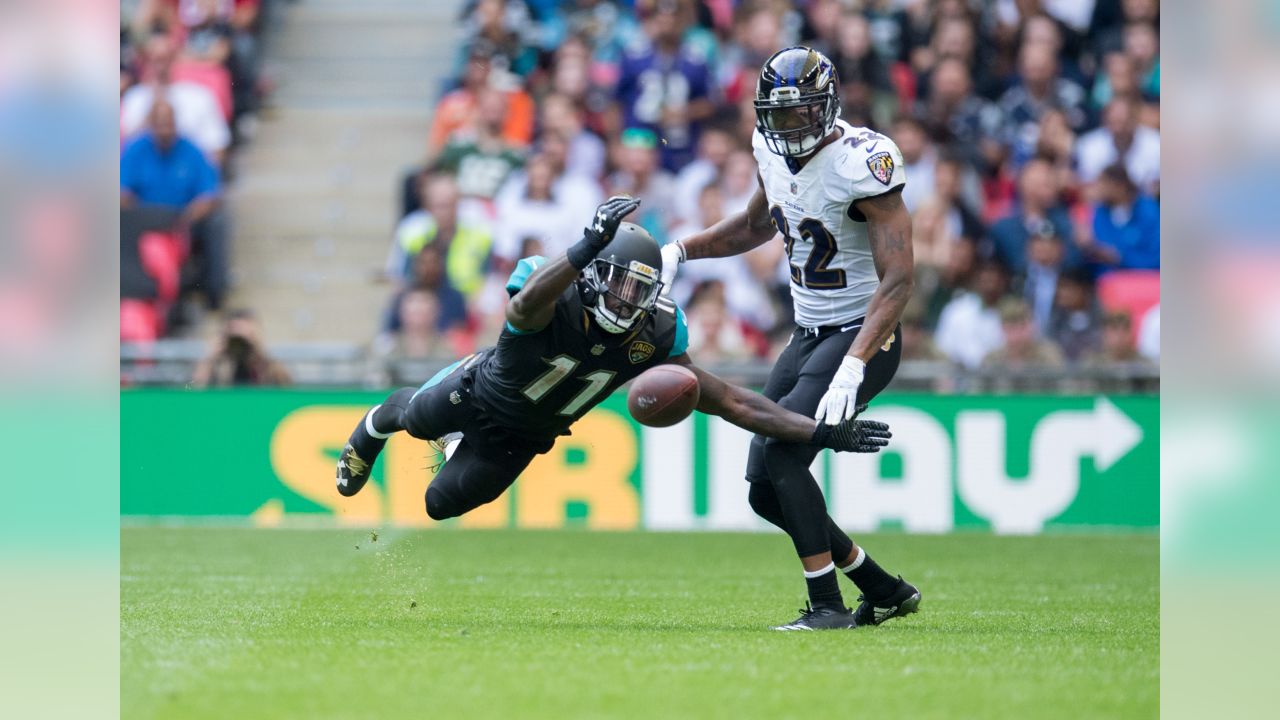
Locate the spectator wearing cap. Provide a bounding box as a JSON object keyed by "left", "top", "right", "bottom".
{"left": 935, "top": 260, "right": 1011, "bottom": 370}
{"left": 1076, "top": 95, "right": 1160, "bottom": 195}
{"left": 997, "top": 42, "right": 1089, "bottom": 162}
{"left": 428, "top": 43, "right": 535, "bottom": 156}
{"left": 987, "top": 157, "right": 1085, "bottom": 276}
{"left": 120, "top": 99, "right": 230, "bottom": 310}
{"left": 387, "top": 174, "right": 493, "bottom": 299}
{"left": 614, "top": 0, "right": 716, "bottom": 172}
{"left": 433, "top": 86, "right": 527, "bottom": 203}
{"left": 981, "top": 297, "right": 1065, "bottom": 370}
{"left": 120, "top": 32, "right": 231, "bottom": 165}
{"left": 606, "top": 127, "right": 676, "bottom": 246}
{"left": 1083, "top": 310, "right": 1155, "bottom": 369}
{"left": 1048, "top": 270, "right": 1103, "bottom": 363}
{"left": 1078, "top": 163, "right": 1160, "bottom": 272}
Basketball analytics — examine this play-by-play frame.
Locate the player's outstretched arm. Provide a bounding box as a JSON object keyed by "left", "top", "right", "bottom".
{"left": 506, "top": 195, "right": 640, "bottom": 333}
{"left": 667, "top": 354, "right": 890, "bottom": 452}
{"left": 814, "top": 188, "right": 915, "bottom": 426}
{"left": 659, "top": 177, "right": 776, "bottom": 290}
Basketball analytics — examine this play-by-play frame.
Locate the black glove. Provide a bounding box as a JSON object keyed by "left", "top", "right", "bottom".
{"left": 812, "top": 418, "right": 892, "bottom": 453}
{"left": 567, "top": 195, "right": 641, "bottom": 269}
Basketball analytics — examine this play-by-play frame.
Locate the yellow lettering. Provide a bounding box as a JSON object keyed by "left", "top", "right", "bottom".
{"left": 517, "top": 411, "right": 640, "bottom": 529}
{"left": 384, "top": 433, "right": 436, "bottom": 528}
{"left": 270, "top": 407, "right": 382, "bottom": 525}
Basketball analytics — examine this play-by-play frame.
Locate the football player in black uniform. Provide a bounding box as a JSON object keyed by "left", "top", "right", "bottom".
{"left": 335, "top": 196, "right": 891, "bottom": 540}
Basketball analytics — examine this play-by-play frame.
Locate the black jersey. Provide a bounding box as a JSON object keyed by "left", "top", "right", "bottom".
{"left": 469, "top": 256, "right": 689, "bottom": 440}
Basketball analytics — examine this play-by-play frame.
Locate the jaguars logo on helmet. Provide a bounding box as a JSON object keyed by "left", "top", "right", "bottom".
{"left": 754, "top": 47, "right": 841, "bottom": 158}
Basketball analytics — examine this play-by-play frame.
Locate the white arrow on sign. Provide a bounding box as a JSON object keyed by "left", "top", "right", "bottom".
{"left": 956, "top": 397, "right": 1143, "bottom": 534}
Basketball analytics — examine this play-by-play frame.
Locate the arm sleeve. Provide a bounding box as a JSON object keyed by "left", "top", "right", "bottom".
{"left": 667, "top": 305, "right": 689, "bottom": 358}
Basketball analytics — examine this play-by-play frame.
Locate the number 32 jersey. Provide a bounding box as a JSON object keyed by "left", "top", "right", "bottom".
{"left": 752, "top": 118, "right": 907, "bottom": 328}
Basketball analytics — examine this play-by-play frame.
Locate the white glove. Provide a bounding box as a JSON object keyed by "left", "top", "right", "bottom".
{"left": 815, "top": 356, "right": 865, "bottom": 426}
{"left": 659, "top": 241, "right": 686, "bottom": 297}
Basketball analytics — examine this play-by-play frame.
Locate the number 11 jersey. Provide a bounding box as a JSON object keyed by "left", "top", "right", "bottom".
{"left": 752, "top": 118, "right": 907, "bottom": 328}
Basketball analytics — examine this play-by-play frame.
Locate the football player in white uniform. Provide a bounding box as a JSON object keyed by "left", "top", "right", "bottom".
{"left": 662, "top": 47, "right": 921, "bottom": 630}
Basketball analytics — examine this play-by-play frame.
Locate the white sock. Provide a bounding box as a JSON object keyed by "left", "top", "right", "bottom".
{"left": 839, "top": 547, "right": 866, "bottom": 573}
{"left": 364, "top": 405, "right": 393, "bottom": 439}
{"left": 802, "top": 562, "right": 836, "bottom": 579}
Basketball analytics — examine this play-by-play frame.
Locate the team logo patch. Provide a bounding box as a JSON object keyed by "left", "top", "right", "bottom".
{"left": 590, "top": 344, "right": 606, "bottom": 356}
{"left": 866, "top": 151, "right": 895, "bottom": 186}
{"left": 628, "top": 341, "right": 656, "bottom": 364}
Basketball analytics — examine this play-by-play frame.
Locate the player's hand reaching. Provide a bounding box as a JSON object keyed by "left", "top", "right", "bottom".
{"left": 811, "top": 414, "right": 891, "bottom": 453}
{"left": 658, "top": 240, "right": 685, "bottom": 297}
{"left": 568, "top": 195, "right": 641, "bottom": 269}
{"left": 815, "top": 356, "right": 865, "bottom": 425}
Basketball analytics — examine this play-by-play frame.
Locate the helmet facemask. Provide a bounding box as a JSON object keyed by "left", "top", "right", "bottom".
{"left": 755, "top": 86, "right": 839, "bottom": 157}
{"left": 583, "top": 258, "right": 662, "bottom": 334}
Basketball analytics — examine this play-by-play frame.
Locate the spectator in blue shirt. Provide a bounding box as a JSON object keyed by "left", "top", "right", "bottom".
{"left": 1080, "top": 163, "right": 1160, "bottom": 271}
{"left": 614, "top": 0, "right": 715, "bottom": 172}
{"left": 987, "top": 157, "right": 1086, "bottom": 276}
{"left": 120, "top": 100, "right": 229, "bottom": 309}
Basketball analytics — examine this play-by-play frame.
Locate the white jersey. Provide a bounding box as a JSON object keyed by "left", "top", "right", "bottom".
{"left": 752, "top": 119, "right": 907, "bottom": 328}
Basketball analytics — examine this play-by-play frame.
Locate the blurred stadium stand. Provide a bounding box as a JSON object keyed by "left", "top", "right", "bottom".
{"left": 122, "top": 0, "right": 1159, "bottom": 393}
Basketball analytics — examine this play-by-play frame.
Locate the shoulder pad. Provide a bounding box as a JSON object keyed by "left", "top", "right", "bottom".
{"left": 830, "top": 130, "right": 907, "bottom": 202}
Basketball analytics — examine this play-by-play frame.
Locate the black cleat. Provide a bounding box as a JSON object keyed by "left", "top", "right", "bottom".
{"left": 336, "top": 443, "right": 374, "bottom": 497}
{"left": 853, "top": 576, "right": 922, "bottom": 626}
{"left": 773, "top": 603, "right": 857, "bottom": 631}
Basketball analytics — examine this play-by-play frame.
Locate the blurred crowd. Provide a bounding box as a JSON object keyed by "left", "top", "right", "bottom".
{"left": 119, "top": 0, "right": 270, "bottom": 342}
{"left": 374, "top": 0, "right": 1160, "bottom": 384}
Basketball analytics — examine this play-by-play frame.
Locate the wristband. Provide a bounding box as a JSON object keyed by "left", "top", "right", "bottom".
{"left": 566, "top": 236, "right": 599, "bottom": 270}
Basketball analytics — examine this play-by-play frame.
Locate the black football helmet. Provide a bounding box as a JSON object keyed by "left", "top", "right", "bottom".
{"left": 754, "top": 46, "right": 841, "bottom": 157}
{"left": 579, "top": 223, "right": 664, "bottom": 334}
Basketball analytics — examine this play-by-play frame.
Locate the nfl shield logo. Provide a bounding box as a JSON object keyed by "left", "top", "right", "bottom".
{"left": 789, "top": 181, "right": 798, "bottom": 194}
{"left": 866, "top": 151, "right": 895, "bottom": 186}
{"left": 628, "top": 341, "right": 656, "bottom": 364}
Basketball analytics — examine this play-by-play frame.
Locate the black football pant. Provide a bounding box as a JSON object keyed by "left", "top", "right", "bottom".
{"left": 745, "top": 321, "right": 901, "bottom": 558}
{"left": 374, "top": 358, "right": 542, "bottom": 521}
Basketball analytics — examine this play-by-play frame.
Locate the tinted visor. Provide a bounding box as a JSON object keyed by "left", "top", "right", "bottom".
{"left": 595, "top": 260, "right": 659, "bottom": 321}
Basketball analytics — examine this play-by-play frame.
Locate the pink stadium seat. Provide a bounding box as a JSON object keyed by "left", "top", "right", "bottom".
{"left": 1096, "top": 270, "right": 1160, "bottom": 340}
{"left": 121, "top": 299, "right": 162, "bottom": 342}
{"left": 172, "top": 60, "right": 234, "bottom": 121}
{"left": 138, "top": 231, "right": 185, "bottom": 305}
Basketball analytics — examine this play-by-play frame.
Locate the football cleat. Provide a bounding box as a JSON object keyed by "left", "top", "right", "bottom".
{"left": 852, "top": 576, "right": 921, "bottom": 627}
{"left": 336, "top": 444, "right": 374, "bottom": 497}
{"left": 773, "top": 603, "right": 857, "bottom": 631}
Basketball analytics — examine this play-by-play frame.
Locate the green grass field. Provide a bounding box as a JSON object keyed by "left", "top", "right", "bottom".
{"left": 121, "top": 528, "right": 1158, "bottom": 719}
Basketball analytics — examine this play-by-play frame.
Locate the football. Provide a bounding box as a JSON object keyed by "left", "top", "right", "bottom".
{"left": 627, "top": 365, "right": 700, "bottom": 427}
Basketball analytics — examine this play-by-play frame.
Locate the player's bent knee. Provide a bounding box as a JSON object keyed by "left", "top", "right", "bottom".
{"left": 424, "top": 486, "right": 460, "bottom": 521}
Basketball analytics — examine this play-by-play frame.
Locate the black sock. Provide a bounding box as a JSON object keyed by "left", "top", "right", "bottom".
{"left": 843, "top": 552, "right": 899, "bottom": 600}
{"left": 348, "top": 388, "right": 413, "bottom": 461}
{"left": 804, "top": 566, "right": 844, "bottom": 610}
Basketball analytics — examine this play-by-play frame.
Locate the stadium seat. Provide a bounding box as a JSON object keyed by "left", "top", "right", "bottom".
{"left": 121, "top": 299, "right": 162, "bottom": 342}
{"left": 172, "top": 60, "right": 234, "bottom": 121}
{"left": 1097, "top": 270, "right": 1160, "bottom": 340}
{"left": 138, "top": 231, "right": 185, "bottom": 305}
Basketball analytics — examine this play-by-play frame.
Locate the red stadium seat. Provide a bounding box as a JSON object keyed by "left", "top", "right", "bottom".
{"left": 121, "top": 299, "right": 162, "bottom": 342}
{"left": 172, "top": 60, "right": 234, "bottom": 121}
{"left": 1097, "top": 270, "right": 1160, "bottom": 341}
{"left": 138, "top": 231, "right": 185, "bottom": 305}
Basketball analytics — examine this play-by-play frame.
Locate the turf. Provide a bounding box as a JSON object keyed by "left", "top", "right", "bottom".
{"left": 121, "top": 528, "right": 1158, "bottom": 719}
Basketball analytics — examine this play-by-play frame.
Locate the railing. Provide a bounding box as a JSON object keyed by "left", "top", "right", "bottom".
{"left": 121, "top": 341, "right": 1160, "bottom": 394}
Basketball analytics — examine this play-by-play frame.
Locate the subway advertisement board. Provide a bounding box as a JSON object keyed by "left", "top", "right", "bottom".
{"left": 121, "top": 390, "right": 1158, "bottom": 533}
